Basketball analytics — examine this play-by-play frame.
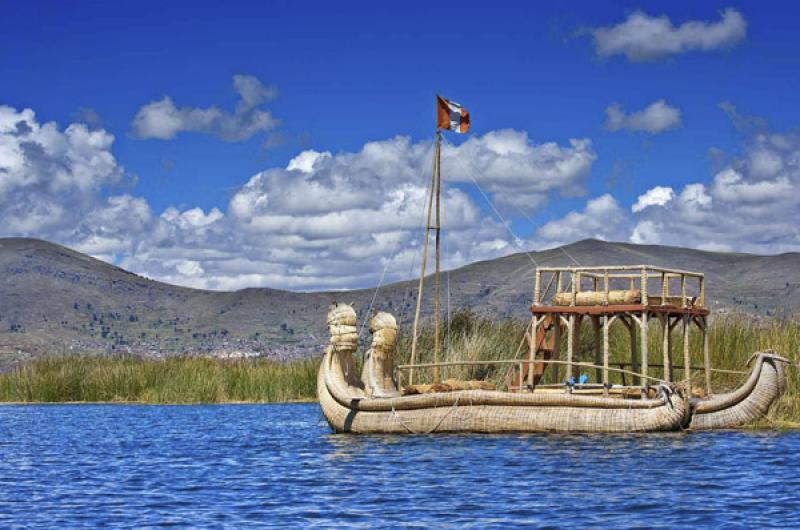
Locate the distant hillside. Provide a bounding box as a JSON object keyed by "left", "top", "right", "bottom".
{"left": 1, "top": 237, "right": 798, "bottom": 367}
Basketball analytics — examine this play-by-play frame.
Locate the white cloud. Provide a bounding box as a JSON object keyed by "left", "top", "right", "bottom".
{"left": 605, "top": 100, "right": 682, "bottom": 134}
{"left": 131, "top": 74, "right": 279, "bottom": 141}
{"left": 442, "top": 129, "right": 596, "bottom": 212}
{"left": 630, "top": 122, "right": 800, "bottom": 254}
{"left": 8, "top": 99, "right": 800, "bottom": 291}
{"left": 123, "top": 129, "right": 592, "bottom": 289}
{"left": 535, "top": 194, "right": 629, "bottom": 247}
{"left": 589, "top": 8, "right": 747, "bottom": 62}
{"left": 8, "top": 105, "right": 601, "bottom": 290}
{"left": 0, "top": 105, "right": 134, "bottom": 248}
{"left": 632, "top": 185, "right": 675, "bottom": 212}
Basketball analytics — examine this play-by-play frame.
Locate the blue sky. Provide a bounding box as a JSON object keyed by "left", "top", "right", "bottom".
{"left": 2, "top": 2, "right": 800, "bottom": 290}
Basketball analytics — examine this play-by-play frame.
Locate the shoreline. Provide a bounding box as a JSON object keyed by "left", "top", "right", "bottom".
{"left": 0, "top": 399, "right": 318, "bottom": 405}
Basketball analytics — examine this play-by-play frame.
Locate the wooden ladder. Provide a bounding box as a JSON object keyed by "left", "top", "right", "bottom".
{"left": 505, "top": 316, "right": 561, "bottom": 391}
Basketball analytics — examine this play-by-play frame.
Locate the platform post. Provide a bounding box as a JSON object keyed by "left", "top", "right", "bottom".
{"left": 552, "top": 315, "right": 562, "bottom": 385}
{"left": 703, "top": 316, "right": 712, "bottom": 395}
{"left": 662, "top": 314, "right": 672, "bottom": 382}
{"left": 602, "top": 314, "right": 609, "bottom": 396}
{"left": 683, "top": 313, "right": 691, "bottom": 389}
{"left": 629, "top": 316, "right": 640, "bottom": 386}
{"left": 592, "top": 316, "right": 602, "bottom": 383}
{"left": 641, "top": 311, "right": 649, "bottom": 394}
{"left": 570, "top": 269, "right": 577, "bottom": 306}
{"left": 699, "top": 276, "right": 705, "bottom": 307}
{"left": 565, "top": 314, "right": 575, "bottom": 392}
{"left": 681, "top": 274, "right": 687, "bottom": 308}
{"left": 527, "top": 316, "right": 539, "bottom": 389}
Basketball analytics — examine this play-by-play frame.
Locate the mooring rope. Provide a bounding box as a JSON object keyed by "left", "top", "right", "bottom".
{"left": 390, "top": 392, "right": 463, "bottom": 434}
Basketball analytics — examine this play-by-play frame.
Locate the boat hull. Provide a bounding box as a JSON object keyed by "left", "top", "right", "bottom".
{"left": 318, "top": 351, "right": 690, "bottom": 434}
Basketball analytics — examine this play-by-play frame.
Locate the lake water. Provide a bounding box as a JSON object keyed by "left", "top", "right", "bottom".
{"left": 1, "top": 404, "right": 799, "bottom": 528}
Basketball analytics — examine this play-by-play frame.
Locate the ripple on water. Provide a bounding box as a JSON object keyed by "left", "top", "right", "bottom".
{"left": 0, "top": 403, "right": 798, "bottom": 528}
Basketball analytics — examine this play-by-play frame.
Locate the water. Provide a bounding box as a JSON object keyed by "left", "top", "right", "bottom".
{"left": 1, "top": 404, "right": 799, "bottom": 529}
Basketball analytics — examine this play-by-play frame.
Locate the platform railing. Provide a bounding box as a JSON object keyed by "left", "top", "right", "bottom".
{"left": 532, "top": 265, "right": 705, "bottom": 310}
{"left": 396, "top": 358, "right": 745, "bottom": 393}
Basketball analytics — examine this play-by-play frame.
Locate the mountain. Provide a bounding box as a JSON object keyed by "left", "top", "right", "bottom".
{"left": 1, "top": 237, "right": 798, "bottom": 367}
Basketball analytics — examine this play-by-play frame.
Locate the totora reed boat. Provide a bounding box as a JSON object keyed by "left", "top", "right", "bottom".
{"left": 317, "top": 97, "right": 789, "bottom": 434}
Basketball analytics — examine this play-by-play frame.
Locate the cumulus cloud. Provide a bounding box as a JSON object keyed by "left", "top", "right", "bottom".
{"left": 7, "top": 99, "right": 800, "bottom": 292}
{"left": 534, "top": 194, "right": 629, "bottom": 247}
{"left": 630, "top": 122, "right": 800, "bottom": 254}
{"left": 588, "top": 8, "right": 747, "bottom": 62}
{"left": 605, "top": 100, "right": 682, "bottom": 134}
{"left": 5, "top": 105, "right": 601, "bottom": 290}
{"left": 631, "top": 185, "right": 676, "bottom": 212}
{"left": 441, "top": 129, "right": 596, "bottom": 212}
{"left": 131, "top": 74, "right": 279, "bottom": 141}
{"left": 0, "top": 105, "right": 136, "bottom": 253}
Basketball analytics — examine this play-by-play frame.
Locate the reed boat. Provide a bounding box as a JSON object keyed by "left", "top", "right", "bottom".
{"left": 317, "top": 97, "right": 788, "bottom": 434}
{"left": 318, "top": 292, "right": 787, "bottom": 434}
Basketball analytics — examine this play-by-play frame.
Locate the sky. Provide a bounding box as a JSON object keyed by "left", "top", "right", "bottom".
{"left": 2, "top": 1, "right": 800, "bottom": 291}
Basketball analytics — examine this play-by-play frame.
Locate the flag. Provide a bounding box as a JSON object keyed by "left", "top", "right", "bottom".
{"left": 437, "top": 95, "right": 470, "bottom": 133}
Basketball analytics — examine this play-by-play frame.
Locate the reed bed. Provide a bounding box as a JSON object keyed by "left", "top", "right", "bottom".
{"left": 398, "top": 311, "right": 800, "bottom": 425}
{"left": 1, "top": 312, "right": 797, "bottom": 425}
{"left": 0, "top": 356, "right": 320, "bottom": 404}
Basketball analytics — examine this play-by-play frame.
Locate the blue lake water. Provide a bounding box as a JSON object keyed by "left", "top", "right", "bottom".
{"left": 1, "top": 404, "right": 799, "bottom": 529}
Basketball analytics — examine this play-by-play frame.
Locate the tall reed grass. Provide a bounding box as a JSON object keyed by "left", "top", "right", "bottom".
{"left": 0, "top": 356, "right": 320, "bottom": 404}
{"left": 1, "top": 312, "right": 797, "bottom": 425}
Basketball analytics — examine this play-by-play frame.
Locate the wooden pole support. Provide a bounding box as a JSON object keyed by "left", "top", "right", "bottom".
{"left": 409, "top": 135, "right": 438, "bottom": 385}
{"left": 641, "top": 311, "right": 649, "bottom": 394}
{"left": 602, "top": 314, "right": 609, "bottom": 396}
{"left": 628, "top": 316, "right": 640, "bottom": 386}
{"left": 683, "top": 313, "right": 691, "bottom": 388}
{"left": 662, "top": 314, "right": 672, "bottom": 382}
{"left": 433, "top": 129, "right": 442, "bottom": 384}
{"left": 527, "top": 316, "right": 539, "bottom": 389}
{"left": 703, "top": 316, "right": 712, "bottom": 395}
{"left": 566, "top": 314, "right": 575, "bottom": 392}
{"left": 592, "top": 316, "right": 602, "bottom": 383}
{"left": 641, "top": 268, "right": 649, "bottom": 306}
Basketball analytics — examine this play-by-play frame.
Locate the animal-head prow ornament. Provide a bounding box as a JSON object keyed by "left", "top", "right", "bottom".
{"left": 326, "top": 302, "right": 358, "bottom": 354}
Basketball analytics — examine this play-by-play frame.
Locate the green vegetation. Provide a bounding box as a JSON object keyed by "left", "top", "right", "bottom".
{"left": 1, "top": 313, "right": 797, "bottom": 427}
{"left": 0, "top": 356, "right": 320, "bottom": 404}
{"left": 398, "top": 312, "right": 800, "bottom": 425}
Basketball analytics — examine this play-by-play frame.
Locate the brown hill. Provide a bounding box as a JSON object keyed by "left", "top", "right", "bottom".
{"left": 0, "top": 237, "right": 798, "bottom": 367}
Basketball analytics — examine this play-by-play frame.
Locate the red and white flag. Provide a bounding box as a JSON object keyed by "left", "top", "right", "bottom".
{"left": 437, "top": 95, "right": 470, "bottom": 133}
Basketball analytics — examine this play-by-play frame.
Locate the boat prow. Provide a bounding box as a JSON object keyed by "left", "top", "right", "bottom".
{"left": 689, "top": 352, "right": 788, "bottom": 430}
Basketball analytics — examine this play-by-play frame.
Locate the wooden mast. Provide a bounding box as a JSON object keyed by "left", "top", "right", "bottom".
{"left": 408, "top": 133, "right": 437, "bottom": 385}
{"left": 433, "top": 129, "right": 442, "bottom": 383}
{"left": 409, "top": 126, "right": 442, "bottom": 385}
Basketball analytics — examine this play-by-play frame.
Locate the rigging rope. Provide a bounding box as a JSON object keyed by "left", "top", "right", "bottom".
{"left": 440, "top": 135, "right": 541, "bottom": 269}
{"left": 358, "top": 145, "right": 436, "bottom": 349}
